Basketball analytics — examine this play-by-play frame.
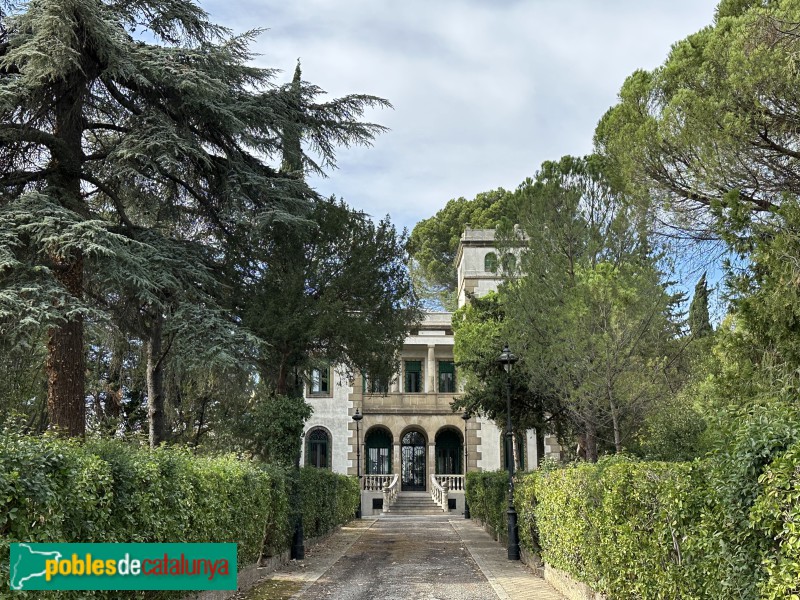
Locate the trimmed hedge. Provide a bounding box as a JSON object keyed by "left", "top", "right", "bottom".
{"left": 0, "top": 431, "right": 358, "bottom": 599}
{"left": 299, "top": 467, "right": 359, "bottom": 539}
{"left": 531, "top": 458, "right": 708, "bottom": 599}
{"left": 465, "top": 471, "right": 510, "bottom": 542}
{"left": 464, "top": 402, "right": 800, "bottom": 600}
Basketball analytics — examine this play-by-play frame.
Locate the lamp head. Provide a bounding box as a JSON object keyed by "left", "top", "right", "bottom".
{"left": 497, "top": 343, "right": 518, "bottom": 373}
{"left": 352, "top": 408, "right": 363, "bottom": 422}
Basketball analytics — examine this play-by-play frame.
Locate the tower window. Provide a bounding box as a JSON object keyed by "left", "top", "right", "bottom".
{"left": 484, "top": 252, "right": 498, "bottom": 273}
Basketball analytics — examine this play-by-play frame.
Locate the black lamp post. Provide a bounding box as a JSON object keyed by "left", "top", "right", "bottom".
{"left": 462, "top": 411, "right": 471, "bottom": 519}
{"left": 291, "top": 431, "right": 305, "bottom": 560}
{"left": 497, "top": 343, "right": 520, "bottom": 561}
{"left": 352, "top": 408, "right": 363, "bottom": 518}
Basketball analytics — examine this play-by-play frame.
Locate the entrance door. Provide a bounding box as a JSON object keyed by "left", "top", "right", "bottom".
{"left": 401, "top": 431, "right": 426, "bottom": 491}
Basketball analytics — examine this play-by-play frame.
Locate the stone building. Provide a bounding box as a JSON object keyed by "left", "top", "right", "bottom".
{"left": 299, "top": 227, "right": 559, "bottom": 515}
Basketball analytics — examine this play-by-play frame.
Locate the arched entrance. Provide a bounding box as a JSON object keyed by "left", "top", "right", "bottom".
{"left": 435, "top": 428, "right": 463, "bottom": 474}
{"left": 401, "top": 430, "right": 426, "bottom": 491}
{"left": 365, "top": 427, "right": 392, "bottom": 475}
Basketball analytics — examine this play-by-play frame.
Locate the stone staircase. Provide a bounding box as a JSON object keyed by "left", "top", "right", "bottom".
{"left": 385, "top": 491, "right": 446, "bottom": 516}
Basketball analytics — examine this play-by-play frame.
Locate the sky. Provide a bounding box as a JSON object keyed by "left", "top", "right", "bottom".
{"left": 202, "top": 0, "right": 721, "bottom": 234}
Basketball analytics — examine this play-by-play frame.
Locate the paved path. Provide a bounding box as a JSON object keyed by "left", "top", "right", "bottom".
{"left": 240, "top": 515, "right": 565, "bottom": 600}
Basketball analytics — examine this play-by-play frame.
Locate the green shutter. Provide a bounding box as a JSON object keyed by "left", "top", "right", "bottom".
{"left": 405, "top": 361, "right": 421, "bottom": 372}
{"left": 438, "top": 361, "right": 454, "bottom": 374}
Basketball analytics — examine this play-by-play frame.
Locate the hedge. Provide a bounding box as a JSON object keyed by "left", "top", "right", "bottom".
{"left": 465, "top": 471, "right": 511, "bottom": 543}
{"left": 531, "top": 458, "right": 708, "bottom": 599}
{"left": 0, "top": 431, "right": 358, "bottom": 599}
{"left": 464, "top": 402, "right": 800, "bottom": 599}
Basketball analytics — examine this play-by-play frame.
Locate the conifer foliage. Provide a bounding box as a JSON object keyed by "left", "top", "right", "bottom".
{"left": 0, "top": 0, "right": 389, "bottom": 435}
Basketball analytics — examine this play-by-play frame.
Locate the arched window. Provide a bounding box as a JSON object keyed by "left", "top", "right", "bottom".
{"left": 365, "top": 427, "right": 392, "bottom": 474}
{"left": 502, "top": 253, "right": 516, "bottom": 273}
{"left": 435, "top": 428, "right": 462, "bottom": 474}
{"left": 306, "top": 428, "right": 331, "bottom": 469}
{"left": 484, "top": 252, "right": 498, "bottom": 273}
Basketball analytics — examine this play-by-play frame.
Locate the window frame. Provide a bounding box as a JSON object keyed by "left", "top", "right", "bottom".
{"left": 438, "top": 360, "right": 456, "bottom": 393}
{"left": 306, "top": 427, "right": 332, "bottom": 469}
{"left": 363, "top": 373, "right": 389, "bottom": 395}
{"left": 309, "top": 365, "right": 332, "bottom": 396}
{"left": 484, "top": 251, "right": 498, "bottom": 273}
{"left": 404, "top": 360, "right": 422, "bottom": 393}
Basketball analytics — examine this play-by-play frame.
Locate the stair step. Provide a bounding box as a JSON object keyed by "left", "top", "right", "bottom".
{"left": 384, "top": 492, "right": 450, "bottom": 515}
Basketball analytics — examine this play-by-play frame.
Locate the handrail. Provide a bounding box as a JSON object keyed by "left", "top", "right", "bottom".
{"left": 430, "top": 474, "right": 448, "bottom": 511}
{"left": 434, "top": 474, "right": 465, "bottom": 492}
{"left": 382, "top": 474, "right": 400, "bottom": 513}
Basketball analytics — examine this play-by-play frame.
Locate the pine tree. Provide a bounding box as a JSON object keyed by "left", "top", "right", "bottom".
{"left": 689, "top": 273, "right": 713, "bottom": 337}
{"left": 0, "top": 0, "right": 389, "bottom": 435}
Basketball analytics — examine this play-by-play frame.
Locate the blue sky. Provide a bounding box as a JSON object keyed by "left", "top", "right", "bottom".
{"left": 201, "top": 0, "right": 720, "bottom": 234}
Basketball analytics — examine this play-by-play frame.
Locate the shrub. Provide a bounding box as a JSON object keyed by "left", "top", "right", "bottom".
{"left": 465, "top": 471, "right": 509, "bottom": 542}
{"left": 532, "top": 458, "right": 707, "bottom": 599}
{"left": 0, "top": 432, "right": 356, "bottom": 599}
{"left": 298, "top": 467, "right": 359, "bottom": 539}
{"left": 751, "top": 438, "right": 800, "bottom": 599}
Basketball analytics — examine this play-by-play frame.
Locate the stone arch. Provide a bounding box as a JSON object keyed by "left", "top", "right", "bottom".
{"left": 305, "top": 426, "right": 332, "bottom": 469}
{"left": 484, "top": 251, "right": 498, "bottom": 273}
{"left": 400, "top": 427, "right": 427, "bottom": 491}
{"left": 364, "top": 426, "right": 392, "bottom": 475}
{"left": 435, "top": 426, "right": 464, "bottom": 474}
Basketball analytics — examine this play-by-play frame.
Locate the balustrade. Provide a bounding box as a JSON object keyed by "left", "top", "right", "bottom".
{"left": 362, "top": 474, "right": 393, "bottom": 492}
{"left": 433, "top": 474, "right": 465, "bottom": 492}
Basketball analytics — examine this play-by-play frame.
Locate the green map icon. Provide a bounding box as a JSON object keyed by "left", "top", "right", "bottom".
{"left": 8, "top": 542, "right": 237, "bottom": 591}
{"left": 10, "top": 543, "right": 63, "bottom": 590}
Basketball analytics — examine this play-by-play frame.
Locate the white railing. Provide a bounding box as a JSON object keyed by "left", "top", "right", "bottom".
{"left": 434, "top": 474, "right": 465, "bottom": 492}
{"left": 362, "top": 474, "right": 393, "bottom": 492}
{"left": 430, "top": 474, "right": 449, "bottom": 511}
{"left": 382, "top": 474, "right": 399, "bottom": 513}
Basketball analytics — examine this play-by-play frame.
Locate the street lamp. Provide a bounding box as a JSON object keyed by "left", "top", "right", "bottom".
{"left": 462, "top": 411, "right": 471, "bottom": 519}
{"left": 352, "top": 408, "right": 363, "bottom": 518}
{"left": 497, "top": 343, "right": 520, "bottom": 561}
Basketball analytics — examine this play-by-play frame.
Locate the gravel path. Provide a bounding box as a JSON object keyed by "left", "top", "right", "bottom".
{"left": 294, "top": 515, "right": 497, "bottom": 600}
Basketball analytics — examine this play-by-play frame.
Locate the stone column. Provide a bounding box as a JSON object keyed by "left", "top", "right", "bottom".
{"left": 393, "top": 442, "right": 401, "bottom": 478}
{"left": 427, "top": 441, "right": 436, "bottom": 488}
{"left": 391, "top": 372, "right": 400, "bottom": 394}
{"left": 426, "top": 345, "right": 436, "bottom": 393}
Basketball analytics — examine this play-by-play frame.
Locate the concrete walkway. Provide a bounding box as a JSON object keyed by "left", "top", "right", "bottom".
{"left": 238, "top": 515, "right": 565, "bottom": 600}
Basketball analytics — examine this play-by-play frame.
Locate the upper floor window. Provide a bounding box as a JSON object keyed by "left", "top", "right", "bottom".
{"left": 484, "top": 252, "right": 498, "bottom": 273}
{"left": 438, "top": 361, "right": 456, "bottom": 393}
{"left": 310, "top": 366, "right": 330, "bottom": 395}
{"left": 405, "top": 361, "right": 422, "bottom": 393}
{"left": 363, "top": 374, "right": 389, "bottom": 394}
{"left": 502, "top": 253, "right": 517, "bottom": 273}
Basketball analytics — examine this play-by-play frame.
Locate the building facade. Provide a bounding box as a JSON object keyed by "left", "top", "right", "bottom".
{"left": 299, "top": 228, "right": 559, "bottom": 513}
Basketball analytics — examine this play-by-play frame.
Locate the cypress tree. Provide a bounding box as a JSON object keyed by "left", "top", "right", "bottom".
{"left": 689, "top": 273, "right": 713, "bottom": 337}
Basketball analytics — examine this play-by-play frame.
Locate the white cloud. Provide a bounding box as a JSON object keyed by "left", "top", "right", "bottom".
{"left": 201, "top": 0, "right": 719, "bottom": 231}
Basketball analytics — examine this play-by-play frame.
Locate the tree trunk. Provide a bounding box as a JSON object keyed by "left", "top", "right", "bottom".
{"left": 536, "top": 428, "right": 545, "bottom": 467}
{"left": 511, "top": 430, "right": 519, "bottom": 471}
{"left": 585, "top": 414, "right": 598, "bottom": 463}
{"left": 47, "top": 254, "right": 86, "bottom": 436}
{"left": 46, "top": 56, "right": 92, "bottom": 436}
{"left": 610, "top": 397, "right": 623, "bottom": 454}
{"left": 148, "top": 312, "right": 166, "bottom": 448}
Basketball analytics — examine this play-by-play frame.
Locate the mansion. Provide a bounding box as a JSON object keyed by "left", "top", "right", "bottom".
{"left": 299, "top": 227, "right": 561, "bottom": 515}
